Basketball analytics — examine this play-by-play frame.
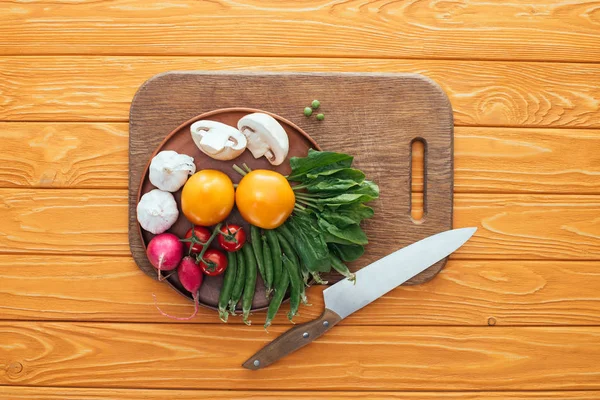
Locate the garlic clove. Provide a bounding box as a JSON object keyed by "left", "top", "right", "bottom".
{"left": 149, "top": 150, "right": 196, "bottom": 192}
{"left": 137, "top": 189, "right": 179, "bottom": 234}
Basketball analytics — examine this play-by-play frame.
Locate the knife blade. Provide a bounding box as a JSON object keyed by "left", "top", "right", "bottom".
{"left": 242, "top": 227, "right": 477, "bottom": 370}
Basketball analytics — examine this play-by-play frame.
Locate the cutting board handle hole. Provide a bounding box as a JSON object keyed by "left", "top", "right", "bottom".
{"left": 410, "top": 138, "right": 426, "bottom": 223}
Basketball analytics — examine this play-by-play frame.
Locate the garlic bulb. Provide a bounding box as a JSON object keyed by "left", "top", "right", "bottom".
{"left": 149, "top": 150, "right": 196, "bottom": 192}
{"left": 137, "top": 189, "right": 179, "bottom": 234}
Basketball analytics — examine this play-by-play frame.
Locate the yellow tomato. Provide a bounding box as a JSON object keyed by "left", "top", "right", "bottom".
{"left": 236, "top": 169, "right": 295, "bottom": 229}
{"left": 181, "top": 170, "right": 235, "bottom": 226}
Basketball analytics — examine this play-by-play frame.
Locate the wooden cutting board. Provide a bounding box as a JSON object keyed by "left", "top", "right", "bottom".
{"left": 129, "top": 72, "right": 453, "bottom": 285}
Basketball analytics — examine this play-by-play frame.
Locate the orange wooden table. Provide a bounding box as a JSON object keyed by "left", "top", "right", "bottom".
{"left": 1, "top": 1, "right": 600, "bottom": 399}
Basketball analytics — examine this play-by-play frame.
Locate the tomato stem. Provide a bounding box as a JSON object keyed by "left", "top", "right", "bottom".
{"left": 195, "top": 222, "right": 223, "bottom": 262}
{"left": 180, "top": 227, "right": 208, "bottom": 256}
{"left": 232, "top": 164, "right": 247, "bottom": 176}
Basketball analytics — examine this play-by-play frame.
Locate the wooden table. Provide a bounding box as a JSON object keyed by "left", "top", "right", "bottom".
{"left": 1, "top": 1, "right": 599, "bottom": 399}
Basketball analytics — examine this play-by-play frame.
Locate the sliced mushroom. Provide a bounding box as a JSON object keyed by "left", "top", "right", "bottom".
{"left": 190, "top": 120, "right": 247, "bottom": 161}
{"left": 237, "top": 113, "right": 289, "bottom": 166}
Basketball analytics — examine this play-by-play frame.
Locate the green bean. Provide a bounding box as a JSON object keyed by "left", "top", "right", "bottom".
{"left": 311, "top": 272, "right": 328, "bottom": 285}
{"left": 283, "top": 255, "right": 301, "bottom": 322}
{"left": 300, "top": 263, "right": 310, "bottom": 287}
{"left": 250, "top": 225, "right": 266, "bottom": 285}
{"left": 276, "top": 232, "right": 307, "bottom": 305}
{"left": 329, "top": 253, "right": 356, "bottom": 283}
{"left": 218, "top": 251, "right": 237, "bottom": 322}
{"left": 265, "top": 230, "right": 282, "bottom": 289}
{"left": 262, "top": 235, "right": 273, "bottom": 297}
{"left": 264, "top": 265, "right": 290, "bottom": 330}
{"left": 242, "top": 244, "right": 258, "bottom": 325}
{"left": 229, "top": 250, "right": 245, "bottom": 314}
{"left": 277, "top": 224, "right": 295, "bottom": 246}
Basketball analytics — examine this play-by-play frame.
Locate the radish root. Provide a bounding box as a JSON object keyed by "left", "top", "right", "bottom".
{"left": 152, "top": 291, "right": 199, "bottom": 321}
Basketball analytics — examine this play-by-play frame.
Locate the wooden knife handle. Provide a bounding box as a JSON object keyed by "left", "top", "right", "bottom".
{"left": 242, "top": 308, "right": 342, "bottom": 370}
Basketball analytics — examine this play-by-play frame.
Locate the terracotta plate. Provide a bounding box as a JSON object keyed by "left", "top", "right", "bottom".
{"left": 137, "top": 108, "right": 319, "bottom": 311}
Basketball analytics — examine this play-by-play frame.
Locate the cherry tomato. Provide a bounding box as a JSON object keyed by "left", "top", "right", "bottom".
{"left": 235, "top": 170, "right": 295, "bottom": 229}
{"left": 199, "top": 249, "right": 228, "bottom": 276}
{"left": 182, "top": 170, "right": 235, "bottom": 226}
{"left": 217, "top": 224, "right": 246, "bottom": 252}
{"left": 182, "top": 226, "right": 211, "bottom": 254}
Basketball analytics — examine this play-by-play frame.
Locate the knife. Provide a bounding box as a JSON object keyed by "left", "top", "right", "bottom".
{"left": 242, "top": 227, "right": 477, "bottom": 370}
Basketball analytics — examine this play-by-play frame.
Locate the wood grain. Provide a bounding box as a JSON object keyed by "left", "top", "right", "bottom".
{"left": 3, "top": 387, "right": 600, "bottom": 400}
{"left": 1, "top": 0, "right": 599, "bottom": 62}
{"left": 3, "top": 123, "right": 599, "bottom": 194}
{"left": 1, "top": 57, "right": 599, "bottom": 128}
{"left": 2, "top": 188, "right": 598, "bottom": 260}
{"left": 128, "top": 72, "right": 453, "bottom": 284}
{"left": 0, "top": 123, "right": 128, "bottom": 189}
{"left": 2, "top": 322, "right": 600, "bottom": 390}
{"left": 2, "top": 256, "right": 600, "bottom": 326}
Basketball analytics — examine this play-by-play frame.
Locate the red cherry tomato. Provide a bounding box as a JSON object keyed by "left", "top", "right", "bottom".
{"left": 183, "top": 226, "right": 211, "bottom": 254}
{"left": 200, "top": 249, "right": 228, "bottom": 276}
{"left": 217, "top": 224, "right": 246, "bottom": 252}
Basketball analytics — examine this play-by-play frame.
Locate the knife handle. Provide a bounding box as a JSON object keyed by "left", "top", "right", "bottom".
{"left": 242, "top": 308, "right": 342, "bottom": 370}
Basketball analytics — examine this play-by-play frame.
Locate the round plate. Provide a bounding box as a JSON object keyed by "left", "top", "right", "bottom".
{"left": 137, "top": 108, "right": 319, "bottom": 312}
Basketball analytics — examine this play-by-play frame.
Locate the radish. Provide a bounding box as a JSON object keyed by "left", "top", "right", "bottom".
{"left": 153, "top": 256, "right": 203, "bottom": 320}
{"left": 146, "top": 233, "right": 183, "bottom": 281}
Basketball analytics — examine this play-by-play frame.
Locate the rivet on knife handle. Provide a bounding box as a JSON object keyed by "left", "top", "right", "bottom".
{"left": 242, "top": 308, "right": 342, "bottom": 370}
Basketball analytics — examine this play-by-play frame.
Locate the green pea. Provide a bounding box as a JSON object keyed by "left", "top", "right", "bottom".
{"left": 262, "top": 235, "right": 273, "bottom": 297}
{"left": 251, "top": 225, "right": 265, "bottom": 285}
{"left": 303, "top": 107, "right": 313, "bottom": 117}
{"left": 264, "top": 265, "right": 290, "bottom": 330}
{"left": 229, "top": 250, "right": 246, "bottom": 314}
{"left": 265, "top": 230, "right": 282, "bottom": 289}
{"left": 218, "top": 251, "right": 237, "bottom": 322}
{"left": 311, "top": 100, "right": 320, "bottom": 109}
{"left": 283, "top": 255, "right": 302, "bottom": 322}
{"left": 242, "top": 244, "right": 258, "bottom": 326}
{"left": 316, "top": 113, "right": 325, "bottom": 121}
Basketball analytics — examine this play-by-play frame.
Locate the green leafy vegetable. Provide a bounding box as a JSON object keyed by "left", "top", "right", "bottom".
{"left": 285, "top": 150, "right": 378, "bottom": 283}
{"left": 320, "top": 204, "right": 374, "bottom": 228}
{"left": 286, "top": 214, "right": 331, "bottom": 273}
{"left": 328, "top": 243, "right": 365, "bottom": 262}
{"left": 289, "top": 149, "right": 353, "bottom": 180}
{"left": 317, "top": 217, "right": 368, "bottom": 245}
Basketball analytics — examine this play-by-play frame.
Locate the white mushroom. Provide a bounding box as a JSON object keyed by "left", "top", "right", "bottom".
{"left": 190, "top": 120, "right": 247, "bottom": 161}
{"left": 149, "top": 150, "right": 196, "bottom": 192}
{"left": 137, "top": 189, "right": 179, "bottom": 234}
{"left": 237, "top": 113, "right": 289, "bottom": 166}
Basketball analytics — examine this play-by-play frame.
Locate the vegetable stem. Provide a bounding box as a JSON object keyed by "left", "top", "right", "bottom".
{"left": 232, "top": 164, "right": 247, "bottom": 176}
{"left": 295, "top": 192, "right": 317, "bottom": 201}
{"left": 195, "top": 222, "right": 223, "bottom": 262}
{"left": 242, "top": 163, "right": 252, "bottom": 173}
{"left": 292, "top": 184, "right": 308, "bottom": 191}
{"left": 294, "top": 203, "right": 307, "bottom": 212}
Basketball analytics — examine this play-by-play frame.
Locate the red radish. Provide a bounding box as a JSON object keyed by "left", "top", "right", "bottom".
{"left": 146, "top": 233, "right": 183, "bottom": 281}
{"left": 153, "top": 256, "right": 203, "bottom": 320}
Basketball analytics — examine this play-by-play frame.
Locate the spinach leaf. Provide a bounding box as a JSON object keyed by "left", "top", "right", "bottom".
{"left": 328, "top": 243, "right": 365, "bottom": 262}
{"left": 306, "top": 168, "right": 366, "bottom": 182}
{"left": 286, "top": 214, "right": 331, "bottom": 273}
{"left": 305, "top": 178, "right": 361, "bottom": 193}
{"left": 321, "top": 204, "right": 374, "bottom": 228}
{"left": 318, "top": 217, "right": 368, "bottom": 245}
{"left": 289, "top": 149, "right": 353, "bottom": 181}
